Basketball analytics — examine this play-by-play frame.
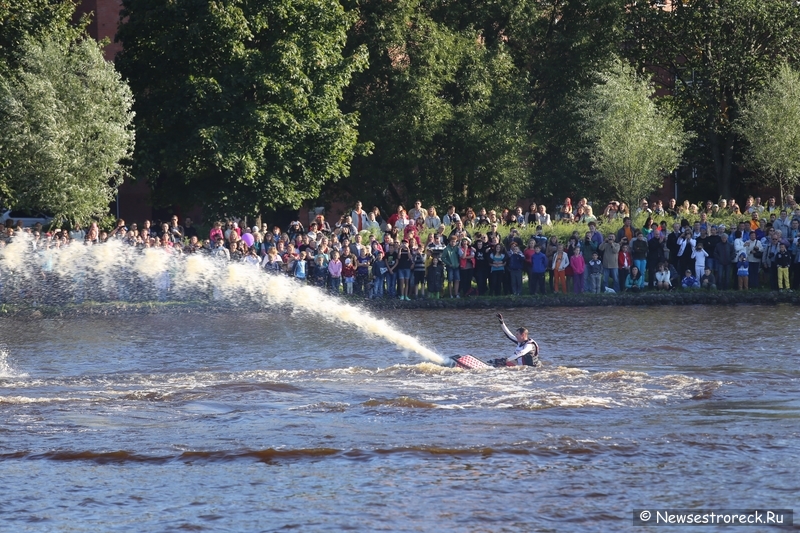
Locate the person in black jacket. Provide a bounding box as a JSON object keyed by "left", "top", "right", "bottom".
{"left": 473, "top": 239, "right": 491, "bottom": 295}
{"left": 713, "top": 232, "right": 736, "bottom": 290}
{"left": 647, "top": 231, "right": 666, "bottom": 288}
{"left": 666, "top": 222, "right": 682, "bottom": 270}
{"left": 426, "top": 256, "right": 444, "bottom": 298}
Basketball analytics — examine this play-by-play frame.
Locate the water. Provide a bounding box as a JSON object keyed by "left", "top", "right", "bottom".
{"left": 1, "top": 306, "right": 799, "bottom": 532}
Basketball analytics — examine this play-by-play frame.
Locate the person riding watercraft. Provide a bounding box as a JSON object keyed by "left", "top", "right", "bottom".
{"left": 491, "top": 313, "right": 541, "bottom": 367}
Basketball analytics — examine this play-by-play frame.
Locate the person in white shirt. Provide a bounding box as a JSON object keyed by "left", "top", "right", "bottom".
{"left": 535, "top": 205, "right": 551, "bottom": 226}
{"left": 408, "top": 200, "right": 425, "bottom": 221}
{"left": 691, "top": 243, "right": 708, "bottom": 280}
{"left": 351, "top": 201, "right": 369, "bottom": 233}
{"left": 494, "top": 314, "right": 541, "bottom": 367}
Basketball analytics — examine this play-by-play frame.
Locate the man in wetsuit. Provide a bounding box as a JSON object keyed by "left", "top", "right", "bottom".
{"left": 494, "top": 313, "right": 540, "bottom": 367}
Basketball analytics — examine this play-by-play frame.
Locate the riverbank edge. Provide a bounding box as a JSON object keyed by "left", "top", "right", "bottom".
{"left": 1, "top": 290, "right": 798, "bottom": 318}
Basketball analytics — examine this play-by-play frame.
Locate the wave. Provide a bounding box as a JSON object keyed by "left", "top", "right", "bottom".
{"left": 0, "top": 395, "right": 97, "bottom": 405}
{"left": 0, "top": 439, "right": 642, "bottom": 464}
{"left": 0, "top": 348, "right": 28, "bottom": 379}
{"left": 362, "top": 396, "right": 439, "bottom": 408}
{"left": 0, "top": 362, "right": 721, "bottom": 411}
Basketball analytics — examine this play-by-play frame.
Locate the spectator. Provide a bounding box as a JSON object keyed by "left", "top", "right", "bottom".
{"left": 599, "top": 234, "right": 620, "bottom": 292}
{"left": 489, "top": 244, "right": 506, "bottom": 296}
{"left": 682, "top": 269, "right": 699, "bottom": 289}
{"left": 654, "top": 262, "right": 671, "bottom": 291}
{"left": 625, "top": 265, "right": 644, "bottom": 292}
{"left": 535, "top": 205, "right": 552, "bottom": 226}
{"left": 424, "top": 207, "right": 441, "bottom": 230}
{"left": 742, "top": 231, "right": 763, "bottom": 288}
{"left": 507, "top": 241, "right": 525, "bottom": 295}
{"left": 551, "top": 243, "right": 569, "bottom": 294}
{"left": 352, "top": 201, "right": 369, "bottom": 232}
{"left": 713, "top": 232, "right": 736, "bottom": 290}
{"left": 570, "top": 246, "right": 585, "bottom": 293}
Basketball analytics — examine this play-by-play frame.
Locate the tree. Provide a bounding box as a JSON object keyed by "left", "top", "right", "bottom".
{"left": 338, "top": 0, "right": 531, "bottom": 211}
{"left": 626, "top": 0, "right": 800, "bottom": 199}
{"left": 575, "top": 60, "right": 691, "bottom": 210}
{"left": 0, "top": 34, "right": 135, "bottom": 223}
{"left": 508, "top": 0, "right": 628, "bottom": 202}
{"left": 736, "top": 64, "right": 800, "bottom": 204}
{"left": 116, "top": 0, "right": 367, "bottom": 218}
{"left": 0, "top": 0, "right": 77, "bottom": 74}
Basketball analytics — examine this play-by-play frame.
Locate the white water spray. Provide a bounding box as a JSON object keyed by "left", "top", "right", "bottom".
{"left": 0, "top": 236, "right": 446, "bottom": 365}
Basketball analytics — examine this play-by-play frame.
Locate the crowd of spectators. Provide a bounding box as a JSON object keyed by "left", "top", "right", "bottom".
{"left": 2, "top": 194, "right": 800, "bottom": 303}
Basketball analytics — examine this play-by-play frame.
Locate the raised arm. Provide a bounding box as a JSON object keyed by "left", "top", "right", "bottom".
{"left": 496, "top": 313, "right": 516, "bottom": 342}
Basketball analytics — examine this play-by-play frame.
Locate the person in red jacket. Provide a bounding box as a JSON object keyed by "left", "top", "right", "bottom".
{"left": 618, "top": 244, "right": 632, "bottom": 291}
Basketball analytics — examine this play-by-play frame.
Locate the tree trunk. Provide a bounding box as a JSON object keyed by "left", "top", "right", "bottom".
{"left": 721, "top": 131, "right": 734, "bottom": 200}
{"left": 709, "top": 129, "right": 733, "bottom": 199}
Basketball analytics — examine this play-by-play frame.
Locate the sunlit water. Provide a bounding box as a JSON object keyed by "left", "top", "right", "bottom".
{"left": 1, "top": 306, "right": 799, "bottom": 532}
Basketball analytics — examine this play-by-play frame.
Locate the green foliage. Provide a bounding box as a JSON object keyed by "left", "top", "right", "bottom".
{"left": 736, "top": 64, "right": 800, "bottom": 203}
{"left": 516, "top": 0, "right": 628, "bottom": 202}
{"left": 574, "top": 60, "right": 690, "bottom": 211}
{"left": 0, "top": 35, "right": 135, "bottom": 224}
{"left": 0, "top": 0, "right": 78, "bottom": 74}
{"left": 339, "top": 0, "right": 532, "bottom": 212}
{"left": 626, "top": 0, "right": 800, "bottom": 198}
{"left": 116, "top": 0, "right": 367, "bottom": 219}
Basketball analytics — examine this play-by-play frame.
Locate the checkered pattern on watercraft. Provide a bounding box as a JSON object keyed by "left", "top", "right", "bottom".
{"left": 454, "top": 355, "right": 493, "bottom": 369}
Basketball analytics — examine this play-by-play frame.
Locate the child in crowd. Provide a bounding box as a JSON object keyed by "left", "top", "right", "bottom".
{"left": 426, "top": 256, "right": 444, "bottom": 299}
{"left": 682, "top": 269, "right": 699, "bottom": 289}
{"left": 313, "top": 255, "right": 327, "bottom": 287}
{"left": 356, "top": 248, "right": 371, "bottom": 296}
{"left": 737, "top": 253, "right": 749, "bottom": 290}
{"left": 691, "top": 242, "right": 708, "bottom": 280}
{"left": 328, "top": 250, "right": 342, "bottom": 294}
{"left": 243, "top": 247, "right": 260, "bottom": 266}
{"left": 371, "top": 250, "right": 387, "bottom": 298}
{"left": 655, "top": 262, "right": 671, "bottom": 291}
{"left": 342, "top": 257, "right": 356, "bottom": 294}
{"left": 293, "top": 251, "right": 308, "bottom": 281}
{"left": 551, "top": 243, "right": 569, "bottom": 294}
{"left": 570, "top": 246, "right": 585, "bottom": 293}
{"left": 700, "top": 266, "right": 716, "bottom": 290}
{"left": 412, "top": 245, "right": 426, "bottom": 298}
{"left": 530, "top": 245, "right": 548, "bottom": 295}
{"left": 775, "top": 242, "right": 792, "bottom": 291}
{"left": 588, "top": 251, "right": 603, "bottom": 294}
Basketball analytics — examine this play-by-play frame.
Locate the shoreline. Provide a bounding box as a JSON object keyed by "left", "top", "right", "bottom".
{"left": 0, "top": 290, "right": 798, "bottom": 318}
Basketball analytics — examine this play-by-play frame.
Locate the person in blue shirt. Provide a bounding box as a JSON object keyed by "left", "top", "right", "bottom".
{"left": 529, "top": 245, "right": 548, "bottom": 295}
{"left": 507, "top": 242, "right": 526, "bottom": 295}
{"left": 625, "top": 265, "right": 645, "bottom": 292}
{"left": 681, "top": 269, "right": 700, "bottom": 289}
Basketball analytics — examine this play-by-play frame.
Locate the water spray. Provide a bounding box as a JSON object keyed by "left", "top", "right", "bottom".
{"left": 0, "top": 236, "right": 446, "bottom": 365}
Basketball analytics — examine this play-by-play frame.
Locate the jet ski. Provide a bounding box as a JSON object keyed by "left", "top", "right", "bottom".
{"left": 449, "top": 355, "right": 514, "bottom": 369}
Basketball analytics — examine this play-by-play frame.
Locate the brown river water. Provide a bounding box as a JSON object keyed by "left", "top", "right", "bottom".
{"left": 0, "top": 303, "right": 798, "bottom": 532}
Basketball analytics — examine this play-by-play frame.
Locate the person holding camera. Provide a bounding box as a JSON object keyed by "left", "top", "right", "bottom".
{"left": 743, "top": 231, "right": 763, "bottom": 288}
{"left": 598, "top": 233, "right": 620, "bottom": 292}
{"left": 691, "top": 242, "right": 709, "bottom": 280}
{"left": 108, "top": 218, "right": 127, "bottom": 238}
{"left": 676, "top": 229, "right": 696, "bottom": 277}
{"left": 396, "top": 239, "right": 413, "bottom": 301}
